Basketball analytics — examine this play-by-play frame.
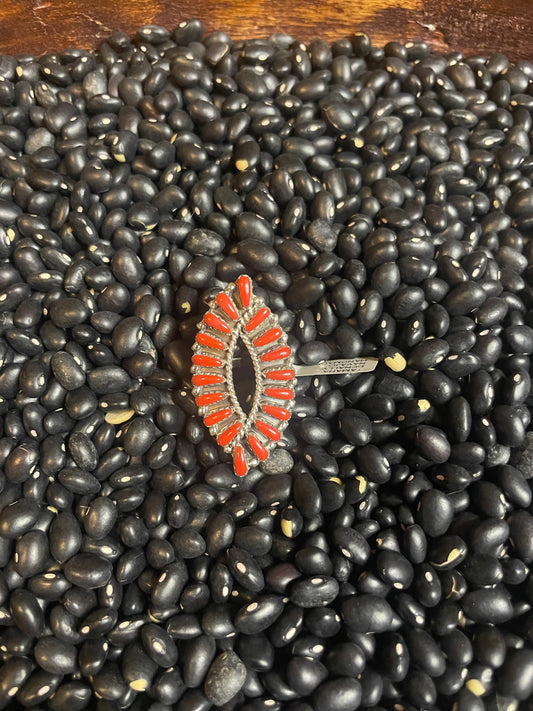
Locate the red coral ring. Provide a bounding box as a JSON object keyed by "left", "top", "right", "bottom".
{"left": 192, "top": 276, "right": 296, "bottom": 477}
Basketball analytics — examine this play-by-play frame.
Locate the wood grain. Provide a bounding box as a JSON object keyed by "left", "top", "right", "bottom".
{"left": 0, "top": 0, "right": 532, "bottom": 61}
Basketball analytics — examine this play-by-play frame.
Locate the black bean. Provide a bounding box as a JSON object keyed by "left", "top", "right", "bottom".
{"left": 286, "top": 656, "right": 328, "bottom": 696}
{"left": 152, "top": 560, "right": 188, "bottom": 607}
{"left": 58, "top": 466, "right": 100, "bottom": 495}
{"left": 403, "top": 668, "right": 437, "bottom": 706}
{"left": 227, "top": 546, "right": 264, "bottom": 592}
{"left": 470, "top": 518, "right": 509, "bottom": 556}
{"left": 405, "top": 627, "right": 446, "bottom": 677}
{"left": 255, "top": 474, "right": 292, "bottom": 507}
{"left": 140, "top": 622, "right": 178, "bottom": 667}
{"left": 341, "top": 594, "right": 393, "bottom": 632}
{"left": 5, "top": 441, "right": 39, "bottom": 483}
{"left": 504, "top": 324, "right": 533, "bottom": 353}
{"left": 416, "top": 489, "right": 454, "bottom": 538}
{"left": 83, "top": 497, "right": 118, "bottom": 539}
{"left": 507, "top": 510, "right": 533, "bottom": 562}
{"left": 286, "top": 275, "right": 326, "bottom": 308}
{"left": 0, "top": 499, "right": 39, "bottom": 538}
{"left": 87, "top": 365, "right": 130, "bottom": 394}
{"left": 491, "top": 405, "right": 526, "bottom": 447}
{"left": 376, "top": 549, "right": 414, "bottom": 589}
{"left": 313, "top": 677, "right": 362, "bottom": 711}
{"left": 472, "top": 625, "right": 506, "bottom": 669}
{"left": 48, "top": 297, "right": 89, "bottom": 328}
{"left": 16, "top": 669, "right": 63, "bottom": 706}
{"left": 28, "top": 570, "right": 71, "bottom": 600}
{"left": 47, "top": 681, "right": 92, "bottom": 711}
{"left": 49, "top": 512, "right": 82, "bottom": 563}
{"left": 121, "top": 641, "right": 159, "bottom": 693}
{"left": 34, "top": 636, "right": 78, "bottom": 674}
{"left": 408, "top": 338, "right": 450, "bottom": 371}
{"left": 122, "top": 415, "right": 157, "bottom": 456}
{"left": 0, "top": 656, "right": 34, "bottom": 704}
{"left": 64, "top": 553, "right": 113, "bottom": 589}
{"left": 14, "top": 529, "right": 49, "bottom": 577}
{"left": 10, "top": 588, "right": 45, "bottom": 637}
{"left": 428, "top": 531, "right": 468, "bottom": 571}
{"left": 338, "top": 408, "right": 372, "bottom": 446}
{"left": 182, "top": 634, "right": 216, "bottom": 688}
{"left": 461, "top": 553, "right": 503, "bottom": 586}
{"left": 496, "top": 648, "right": 533, "bottom": 700}
{"left": 354, "top": 444, "right": 391, "bottom": 483}
{"left": 203, "top": 650, "right": 247, "bottom": 705}
{"left": 331, "top": 526, "right": 371, "bottom": 565}
{"left": 50, "top": 351, "right": 86, "bottom": 390}
{"left": 289, "top": 575, "right": 339, "bottom": 608}
{"left": 390, "top": 285, "right": 426, "bottom": 319}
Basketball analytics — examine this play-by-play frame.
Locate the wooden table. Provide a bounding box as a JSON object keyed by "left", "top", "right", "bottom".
{"left": 1, "top": 0, "right": 532, "bottom": 62}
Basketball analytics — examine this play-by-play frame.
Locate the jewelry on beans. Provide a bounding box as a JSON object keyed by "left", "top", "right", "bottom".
{"left": 193, "top": 275, "right": 378, "bottom": 475}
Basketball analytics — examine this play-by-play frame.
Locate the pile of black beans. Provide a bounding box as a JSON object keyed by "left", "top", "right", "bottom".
{"left": 1, "top": 18, "right": 533, "bottom": 711}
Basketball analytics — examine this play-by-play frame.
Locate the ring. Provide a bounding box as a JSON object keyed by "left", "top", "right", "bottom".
{"left": 192, "top": 275, "right": 296, "bottom": 477}
{"left": 192, "top": 276, "right": 383, "bottom": 477}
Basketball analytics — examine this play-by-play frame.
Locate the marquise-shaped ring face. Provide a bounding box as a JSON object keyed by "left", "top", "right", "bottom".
{"left": 192, "top": 275, "right": 296, "bottom": 477}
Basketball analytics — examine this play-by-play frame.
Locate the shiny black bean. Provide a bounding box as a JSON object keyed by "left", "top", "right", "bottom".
{"left": 286, "top": 655, "right": 328, "bottom": 696}
{"left": 16, "top": 669, "right": 63, "bottom": 706}
{"left": 49, "top": 512, "right": 82, "bottom": 563}
{"left": 4, "top": 441, "right": 39, "bottom": 483}
{"left": 10, "top": 588, "right": 45, "bottom": 637}
{"left": 416, "top": 490, "right": 454, "bottom": 537}
{"left": 227, "top": 546, "right": 264, "bottom": 592}
{"left": 152, "top": 560, "right": 188, "bottom": 607}
{"left": 120, "top": 641, "right": 158, "bottom": 693}
{"left": 83, "top": 497, "right": 118, "bottom": 539}
{"left": 64, "top": 553, "right": 113, "bottom": 589}
{"left": 59, "top": 466, "right": 100, "bottom": 495}
{"left": 182, "top": 634, "right": 216, "bottom": 688}
{"left": 0, "top": 499, "right": 39, "bottom": 538}
{"left": 0, "top": 656, "right": 34, "bottom": 704}
{"left": 331, "top": 526, "right": 370, "bottom": 565}
{"left": 14, "top": 528, "right": 49, "bottom": 576}
{"left": 34, "top": 636, "right": 78, "bottom": 674}
{"left": 47, "top": 681, "right": 92, "bottom": 711}
{"left": 48, "top": 297, "right": 89, "bottom": 328}
{"left": 470, "top": 518, "right": 509, "bottom": 556}
{"left": 472, "top": 625, "right": 506, "bottom": 670}
{"left": 338, "top": 408, "right": 372, "bottom": 446}
{"left": 405, "top": 627, "right": 446, "bottom": 677}
{"left": 376, "top": 549, "right": 414, "bottom": 589}
{"left": 491, "top": 405, "right": 526, "bottom": 447}
{"left": 496, "top": 648, "right": 533, "bottom": 700}
{"left": 354, "top": 444, "right": 391, "bottom": 483}
{"left": 289, "top": 575, "right": 339, "bottom": 608}
{"left": 140, "top": 622, "right": 178, "bottom": 668}
{"left": 286, "top": 274, "right": 326, "bottom": 308}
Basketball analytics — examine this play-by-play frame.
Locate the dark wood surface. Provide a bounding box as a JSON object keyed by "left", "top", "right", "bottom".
{"left": 0, "top": 0, "right": 532, "bottom": 61}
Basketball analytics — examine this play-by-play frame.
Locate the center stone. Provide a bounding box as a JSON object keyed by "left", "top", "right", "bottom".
{"left": 233, "top": 339, "right": 256, "bottom": 416}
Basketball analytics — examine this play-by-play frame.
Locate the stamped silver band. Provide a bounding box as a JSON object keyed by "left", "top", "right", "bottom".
{"left": 294, "top": 357, "right": 379, "bottom": 377}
